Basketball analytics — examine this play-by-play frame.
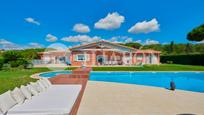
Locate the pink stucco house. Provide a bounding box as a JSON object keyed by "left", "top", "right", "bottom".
{"left": 36, "top": 41, "right": 160, "bottom": 67}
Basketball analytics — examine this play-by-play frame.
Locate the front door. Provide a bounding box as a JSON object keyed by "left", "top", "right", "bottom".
{"left": 97, "top": 55, "right": 105, "bottom": 65}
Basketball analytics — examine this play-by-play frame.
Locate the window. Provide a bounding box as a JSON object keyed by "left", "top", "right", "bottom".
{"left": 77, "top": 54, "right": 86, "bottom": 61}
{"left": 136, "top": 54, "right": 143, "bottom": 60}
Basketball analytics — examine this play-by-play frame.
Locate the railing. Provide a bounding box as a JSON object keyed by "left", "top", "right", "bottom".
{"left": 32, "top": 60, "right": 51, "bottom": 65}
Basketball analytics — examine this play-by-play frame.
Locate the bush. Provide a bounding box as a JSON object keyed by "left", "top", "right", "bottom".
{"left": 166, "top": 61, "right": 173, "bottom": 64}
{"left": 0, "top": 57, "right": 4, "bottom": 70}
{"left": 2, "top": 64, "right": 11, "bottom": 70}
{"left": 161, "top": 54, "right": 204, "bottom": 65}
{"left": 3, "top": 51, "right": 22, "bottom": 63}
{"left": 9, "top": 59, "right": 29, "bottom": 68}
{"left": 25, "top": 63, "right": 33, "bottom": 69}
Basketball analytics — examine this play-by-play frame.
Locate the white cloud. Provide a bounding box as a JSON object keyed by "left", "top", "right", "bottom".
{"left": 144, "top": 39, "right": 160, "bottom": 45}
{"left": 0, "top": 39, "right": 22, "bottom": 50}
{"left": 73, "top": 23, "right": 90, "bottom": 33}
{"left": 124, "top": 38, "right": 133, "bottom": 43}
{"left": 61, "top": 35, "right": 101, "bottom": 43}
{"left": 0, "top": 39, "right": 44, "bottom": 50}
{"left": 28, "top": 42, "right": 44, "bottom": 48}
{"left": 110, "top": 37, "right": 118, "bottom": 42}
{"left": 110, "top": 36, "right": 133, "bottom": 43}
{"left": 25, "top": 17, "right": 40, "bottom": 25}
{"left": 197, "top": 40, "right": 204, "bottom": 44}
{"left": 128, "top": 18, "right": 160, "bottom": 34}
{"left": 94, "top": 12, "right": 125, "bottom": 30}
{"left": 135, "top": 40, "right": 142, "bottom": 43}
{"left": 0, "top": 39, "right": 13, "bottom": 45}
{"left": 45, "top": 34, "right": 58, "bottom": 42}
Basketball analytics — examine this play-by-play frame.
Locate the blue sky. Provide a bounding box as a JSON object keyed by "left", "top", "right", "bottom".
{"left": 0, "top": 0, "right": 204, "bottom": 49}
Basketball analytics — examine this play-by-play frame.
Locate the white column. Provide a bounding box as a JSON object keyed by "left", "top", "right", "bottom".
{"left": 84, "top": 51, "right": 86, "bottom": 66}
{"left": 103, "top": 50, "right": 105, "bottom": 65}
{"left": 92, "top": 51, "right": 95, "bottom": 66}
{"left": 122, "top": 52, "right": 126, "bottom": 65}
{"left": 130, "top": 52, "right": 132, "bottom": 66}
{"left": 143, "top": 53, "right": 145, "bottom": 64}
{"left": 157, "top": 53, "right": 160, "bottom": 65}
{"left": 53, "top": 56, "right": 56, "bottom": 64}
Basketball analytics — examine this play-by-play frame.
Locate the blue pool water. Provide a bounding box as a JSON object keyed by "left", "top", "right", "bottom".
{"left": 39, "top": 71, "right": 71, "bottom": 78}
{"left": 90, "top": 72, "right": 204, "bottom": 93}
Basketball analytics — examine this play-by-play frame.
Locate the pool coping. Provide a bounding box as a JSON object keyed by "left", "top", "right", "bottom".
{"left": 91, "top": 71, "right": 204, "bottom": 72}
{"left": 30, "top": 70, "right": 72, "bottom": 79}
{"left": 30, "top": 70, "right": 204, "bottom": 79}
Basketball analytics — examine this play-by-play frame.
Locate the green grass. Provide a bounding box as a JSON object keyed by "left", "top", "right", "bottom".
{"left": 92, "top": 64, "right": 204, "bottom": 71}
{"left": 64, "top": 67, "right": 78, "bottom": 70}
{"left": 0, "top": 68, "right": 50, "bottom": 94}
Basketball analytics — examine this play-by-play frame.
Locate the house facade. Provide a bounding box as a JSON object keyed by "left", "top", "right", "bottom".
{"left": 36, "top": 41, "right": 160, "bottom": 67}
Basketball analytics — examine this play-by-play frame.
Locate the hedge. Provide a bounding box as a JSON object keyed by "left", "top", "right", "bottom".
{"left": 160, "top": 54, "right": 204, "bottom": 65}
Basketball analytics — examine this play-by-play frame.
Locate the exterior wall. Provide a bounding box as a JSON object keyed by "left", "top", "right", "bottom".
{"left": 37, "top": 51, "right": 160, "bottom": 66}
{"left": 135, "top": 53, "right": 160, "bottom": 65}
{"left": 39, "top": 54, "right": 65, "bottom": 64}
{"left": 70, "top": 51, "right": 124, "bottom": 66}
{"left": 70, "top": 51, "right": 155, "bottom": 66}
{"left": 70, "top": 51, "right": 94, "bottom": 67}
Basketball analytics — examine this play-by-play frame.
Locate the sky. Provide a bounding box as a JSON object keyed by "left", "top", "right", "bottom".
{"left": 0, "top": 0, "right": 204, "bottom": 49}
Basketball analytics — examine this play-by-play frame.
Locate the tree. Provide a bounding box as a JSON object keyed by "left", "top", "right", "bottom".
{"left": 185, "top": 43, "right": 193, "bottom": 54}
{"left": 167, "top": 41, "right": 174, "bottom": 53}
{"left": 142, "top": 44, "right": 163, "bottom": 51}
{"left": 2, "top": 50, "right": 23, "bottom": 63}
{"left": 187, "top": 24, "right": 204, "bottom": 41}
{"left": 0, "top": 57, "right": 4, "bottom": 69}
{"left": 124, "top": 42, "right": 142, "bottom": 49}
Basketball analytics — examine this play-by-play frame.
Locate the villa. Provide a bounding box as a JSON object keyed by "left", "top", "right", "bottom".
{"left": 36, "top": 41, "right": 160, "bottom": 67}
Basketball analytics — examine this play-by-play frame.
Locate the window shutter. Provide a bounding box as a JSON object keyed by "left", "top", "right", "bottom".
{"left": 74, "top": 55, "right": 78, "bottom": 61}
{"left": 86, "top": 54, "right": 90, "bottom": 61}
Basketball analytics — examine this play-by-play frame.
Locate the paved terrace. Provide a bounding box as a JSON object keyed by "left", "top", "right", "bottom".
{"left": 78, "top": 81, "right": 204, "bottom": 115}
{"left": 48, "top": 68, "right": 204, "bottom": 115}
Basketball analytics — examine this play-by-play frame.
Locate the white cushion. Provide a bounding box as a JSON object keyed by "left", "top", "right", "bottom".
{"left": 0, "top": 91, "right": 17, "bottom": 114}
{"left": 11, "top": 87, "right": 25, "bottom": 104}
{"left": 37, "top": 80, "right": 46, "bottom": 91}
{"left": 20, "top": 85, "right": 32, "bottom": 100}
{"left": 42, "top": 79, "right": 50, "bottom": 88}
{"left": 40, "top": 79, "right": 49, "bottom": 88}
{"left": 43, "top": 78, "right": 52, "bottom": 86}
{"left": 7, "top": 85, "right": 82, "bottom": 115}
{"left": 30, "top": 82, "right": 42, "bottom": 93}
{"left": 27, "top": 84, "right": 38, "bottom": 96}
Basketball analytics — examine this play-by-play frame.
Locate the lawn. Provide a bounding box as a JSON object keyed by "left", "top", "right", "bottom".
{"left": 92, "top": 64, "right": 204, "bottom": 71}
{"left": 0, "top": 68, "right": 50, "bottom": 94}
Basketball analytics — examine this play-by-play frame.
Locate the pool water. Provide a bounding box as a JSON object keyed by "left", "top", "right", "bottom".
{"left": 39, "top": 71, "right": 71, "bottom": 78}
{"left": 90, "top": 72, "right": 204, "bottom": 93}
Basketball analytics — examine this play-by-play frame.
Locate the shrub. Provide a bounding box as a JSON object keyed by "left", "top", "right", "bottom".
{"left": 2, "top": 64, "right": 11, "bottom": 70}
{"left": 18, "top": 65, "right": 25, "bottom": 70}
{"left": 161, "top": 54, "right": 204, "bottom": 65}
{"left": 25, "top": 63, "right": 33, "bottom": 69}
{"left": 3, "top": 51, "right": 22, "bottom": 63}
{"left": 166, "top": 61, "right": 173, "bottom": 64}
{"left": 9, "top": 59, "right": 29, "bottom": 68}
{"left": 0, "top": 57, "right": 4, "bottom": 70}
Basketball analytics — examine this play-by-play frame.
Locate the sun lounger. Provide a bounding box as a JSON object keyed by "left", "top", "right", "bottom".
{"left": 0, "top": 80, "right": 81, "bottom": 115}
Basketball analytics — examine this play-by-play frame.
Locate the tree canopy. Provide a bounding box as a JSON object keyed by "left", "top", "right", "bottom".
{"left": 124, "top": 42, "right": 142, "bottom": 49}
{"left": 187, "top": 24, "right": 204, "bottom": 41}
{"left": 121, "top": 42, "right": 204, "bottom": 55}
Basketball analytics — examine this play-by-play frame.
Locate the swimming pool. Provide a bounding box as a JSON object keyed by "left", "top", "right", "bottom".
{"left": 89, "top": 72, "right": 204, "bottom": 93}
{"left": 39, "top": 71, "right": 71, "bottom": 78}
